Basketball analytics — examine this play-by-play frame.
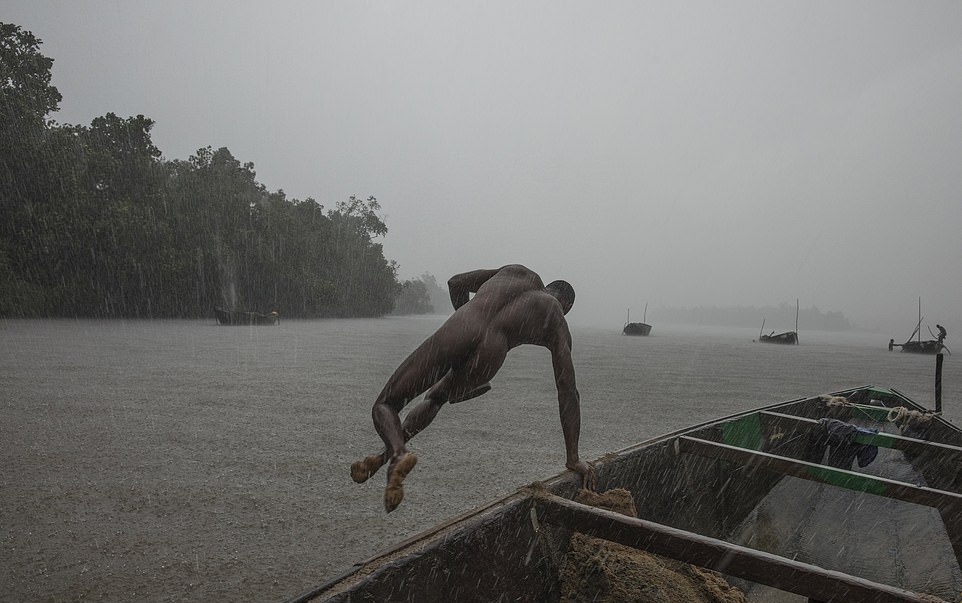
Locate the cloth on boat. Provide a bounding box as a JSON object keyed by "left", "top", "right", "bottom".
{"left": 803, "top": 418, "right": 879, "bottom": 469}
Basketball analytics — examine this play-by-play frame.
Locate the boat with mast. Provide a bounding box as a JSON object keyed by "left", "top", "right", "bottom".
{"left": 758, "top": 298, "right": 799, "bottom": 345}
{"left": 623, "top": 304, "right": 652, "bottom": 336}
{"left": 889, "top": 297, "right": 948, "bottom": 354}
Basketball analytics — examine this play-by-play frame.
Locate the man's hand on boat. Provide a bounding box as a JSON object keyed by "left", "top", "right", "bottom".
{"left": 567, "top": 459, "right": 597, "bottom": 491}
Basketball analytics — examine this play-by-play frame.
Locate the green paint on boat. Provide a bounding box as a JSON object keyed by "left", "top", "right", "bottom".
{"left": 853, "top": 431, "right": 898, "bottom": 447}
{"left": 722, "top": 413, "right": 764, "bottom": 450}
{"left": 804, "top": 465, "right": 889, "bottom": 496}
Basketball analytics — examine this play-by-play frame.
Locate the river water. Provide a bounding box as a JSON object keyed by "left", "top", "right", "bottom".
{"left": 1, "top": 317, "right": 959, "bottom": 602}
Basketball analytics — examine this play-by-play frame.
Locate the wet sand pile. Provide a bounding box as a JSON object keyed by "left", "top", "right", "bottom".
{"left": 560, "top": 488, "right": 747, "bottom": 603}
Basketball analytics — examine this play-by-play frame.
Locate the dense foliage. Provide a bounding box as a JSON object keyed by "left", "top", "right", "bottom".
{"left": 393, "top": 279, "right": 433, "bottom": 315}
{"left": 0, "top": 23, "right": 400, "bottom": 318}
{"left": 418, "top": 272, "right": 451, "bottom": 314}
{"left": 393, "top": 273, "right": 454, "bottom": 316}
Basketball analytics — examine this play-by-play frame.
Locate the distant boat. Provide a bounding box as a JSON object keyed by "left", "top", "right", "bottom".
{"left": 622, "top": 305, "right": 651, "bottom": 336}
{"left": 214, "top": 307, "right": 279, "bottom": 326}
{"left": 758, "top": 328, "right": 798, "bottom": 345}
{"left": 889, "top": 297, "right": 947, "bottom": 355}
{"left": 758, "top": 299, "right": 799, "bottom": 345}
{"left": 894, "top": 338, "right": 946, "bottom": 355}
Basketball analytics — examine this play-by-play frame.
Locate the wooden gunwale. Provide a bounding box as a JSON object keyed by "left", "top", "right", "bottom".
{"left": 676, "top": 436, "right": 962, "bottom": 510}
{"left": 285, "top": 491, "right": 546, "bottom": 603}
{"left": 759, "top": 410, "right": 962, "bottom": 462}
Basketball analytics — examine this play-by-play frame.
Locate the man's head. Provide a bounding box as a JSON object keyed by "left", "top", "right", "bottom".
{"left": 545, "top": 280, "right": 575, "bottom": 315}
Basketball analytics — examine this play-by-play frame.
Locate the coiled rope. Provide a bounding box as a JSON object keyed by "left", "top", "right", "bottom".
{"left": 819, "top": 395, "right": 940, "bottom": 428}
{"left": 885, "top": 405, "right": 939, "bottom": 429}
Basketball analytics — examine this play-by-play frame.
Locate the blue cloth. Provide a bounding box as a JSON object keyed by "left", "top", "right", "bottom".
{"left": 803, "top": 418, "right": 879, "bottom": 470}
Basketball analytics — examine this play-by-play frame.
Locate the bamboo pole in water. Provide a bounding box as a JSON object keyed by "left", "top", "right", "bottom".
{"left": 936, "top": 353, "right": 944, "bottom": 413}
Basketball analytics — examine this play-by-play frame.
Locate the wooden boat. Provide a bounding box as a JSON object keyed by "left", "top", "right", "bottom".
{"left": 758, "top": 327, "right": 798, "bottom": 345}
{"left": 893, "top": 339, "right": 946, "bottom": 355}
{"left": 289, "top": 382, "right": 961, "bottom": 603}
{"left": 889, "top": 298, "right": 947, "bottom": 355}
{"left": 214, "top": 307, "right": 279, "bottom": 326}
{"left": 758, "top": 299, "right": 799, "bottom": 345}
{"left": 623, "top": 304, "right": 652, "bottom": 336}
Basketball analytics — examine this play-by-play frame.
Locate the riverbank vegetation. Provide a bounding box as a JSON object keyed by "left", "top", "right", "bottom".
{"left": 1, "top": 22, "right": 406, "bottom": 318}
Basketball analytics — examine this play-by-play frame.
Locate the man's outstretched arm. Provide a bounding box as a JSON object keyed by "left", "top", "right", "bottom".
{"left": 447, "top": 268, "right": 501, "bottom": 310}
{"left": 550, "top": 332, "right": 596, "bottom": 491}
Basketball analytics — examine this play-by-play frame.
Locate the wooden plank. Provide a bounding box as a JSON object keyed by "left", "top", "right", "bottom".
{"left": 759, "top": 410, "right": 962, "bottom": 459}
{"left": 676, "top": 436, "right": 962, "bottom": 511}
{"left": 537, "top": 494, "right": 937, "bottom": 603}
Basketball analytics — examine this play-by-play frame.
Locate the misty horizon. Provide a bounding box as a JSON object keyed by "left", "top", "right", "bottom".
{"left": 410, "top": 270, "right": 941, "bottom": 336}
{"left": 4, "top": 2, "right": 961, "bottom": 339}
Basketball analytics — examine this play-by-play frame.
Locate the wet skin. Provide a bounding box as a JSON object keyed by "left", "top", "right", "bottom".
{"left": 352, "top": 264, "right": 596, "bottom": 512}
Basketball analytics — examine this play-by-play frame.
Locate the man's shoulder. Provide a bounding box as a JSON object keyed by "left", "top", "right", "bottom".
{"left": 500, "top": 290, "right": 569, "bottom": 347}
{"left": 495, "top": 264, "right": 546, "bottom": 288}
{"left": 497, "top": 264, "right": 535, "bottom": 276}
{"left": 517, "top": 290, "right": 569, "bottom": 326}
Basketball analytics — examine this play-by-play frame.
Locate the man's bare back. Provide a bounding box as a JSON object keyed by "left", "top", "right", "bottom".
{"left": 351, "top": 264, "right": 596, "bottom": 512}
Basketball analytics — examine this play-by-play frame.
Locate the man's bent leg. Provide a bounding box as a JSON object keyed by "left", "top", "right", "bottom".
{"left": 374, "top": 399, "right": 419, "bottom": 513}
{"left": 350, "top": 393, "right": 446, "bottom": 484}
{"left": 372, "top": 400, "right": 408, "bottom": 459}
{"left": 352, "top": 340, "right": 443, "bottom": 486}
{"left": 400, "top": 395, "right": 446, "bottom": 441}
{"left": 355, "top": 325, "right": 488, "bottom": 511}
{"left": 351, "top": 364, "right": 456, "bottom": 484}
{"left": 374, "top": 366, "right": 463, "bottom": 511}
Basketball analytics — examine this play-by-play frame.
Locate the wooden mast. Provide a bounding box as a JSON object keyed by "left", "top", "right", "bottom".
{"left": 918, "top": 297, "right": 922, "bottom": 343}
{"left": 795, "top": 298, "right": 799, "bottom": 344}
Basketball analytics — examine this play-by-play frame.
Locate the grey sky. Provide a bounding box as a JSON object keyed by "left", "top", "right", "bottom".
{"left": 5, "top": 1, "right": 962, "bottom": 334}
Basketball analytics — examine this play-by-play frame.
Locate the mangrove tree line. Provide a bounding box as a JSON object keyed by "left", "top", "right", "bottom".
{"left": 1, "top": 22, "right": 401, "bottom": 318}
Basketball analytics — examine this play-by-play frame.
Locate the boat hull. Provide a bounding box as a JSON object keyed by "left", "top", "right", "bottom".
{"left": 895, "top": 340, "right": 944, "bottom": 354}
{"left": 759, "top": 331, "right": 797, "bottom": 344}
{"left": 622, "top": 322, "right": 652, "bottom": 336}
{"left": 214, "top": 307, "right": 278, "bottom": 326}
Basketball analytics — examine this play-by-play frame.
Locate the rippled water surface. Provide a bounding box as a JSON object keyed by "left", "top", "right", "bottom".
{"left": 2, "top": 317, "right": 959, "bottom": 601}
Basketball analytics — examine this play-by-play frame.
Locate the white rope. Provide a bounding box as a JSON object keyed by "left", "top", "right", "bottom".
{"left": 885, "top": 405, "right": 940, "bottom": 429}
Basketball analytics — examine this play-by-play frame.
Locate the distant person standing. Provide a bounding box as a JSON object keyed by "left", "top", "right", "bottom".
{"left": 351, "top": 264, "right": 596, "bottom": 512}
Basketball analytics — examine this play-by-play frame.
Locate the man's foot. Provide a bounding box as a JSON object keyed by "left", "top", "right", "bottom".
{"left": 351, "top": 454, "right": 385, "bottom": 484}
{"left": 448, "top": 382, "right": 492, "bottom": 404}
{"left": 384, "top": 452, "right": 417, "bottom": 513}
